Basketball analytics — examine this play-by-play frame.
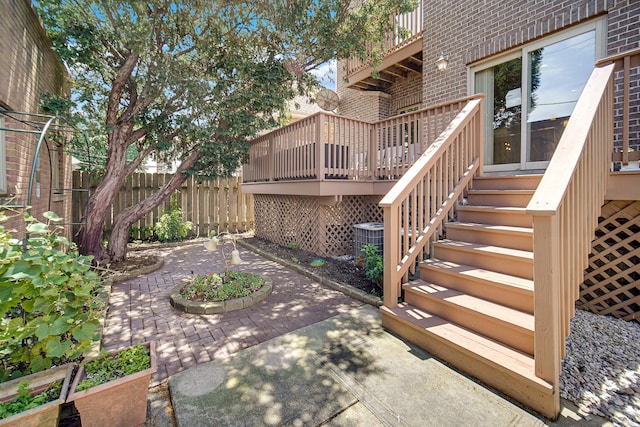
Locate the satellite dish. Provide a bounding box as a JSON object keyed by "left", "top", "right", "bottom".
{"left": 316, "top": 88, "right": 340, "bottom": 111}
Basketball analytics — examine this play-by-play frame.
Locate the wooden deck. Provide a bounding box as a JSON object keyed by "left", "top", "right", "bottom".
{"left": 241, "top": 49, "right": 640, "bottom": 420}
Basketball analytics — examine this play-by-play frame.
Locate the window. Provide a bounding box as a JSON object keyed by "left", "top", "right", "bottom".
{"left": 470, "top": 18, "right": 606, "bottom": 171}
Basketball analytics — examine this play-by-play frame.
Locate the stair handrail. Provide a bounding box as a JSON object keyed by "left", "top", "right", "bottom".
{"left": 379, "top": 97, "right": 484, "bottom": 307}
{"left": 525, "top": 62, "right": 615, "bottom": 409}
{"left": 596, "top": 47, "right": 640, "bottom": 165}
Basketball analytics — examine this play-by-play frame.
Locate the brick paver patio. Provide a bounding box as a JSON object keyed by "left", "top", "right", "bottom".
{"left": 101, "top": 242, "right": 363, "bottom": 385}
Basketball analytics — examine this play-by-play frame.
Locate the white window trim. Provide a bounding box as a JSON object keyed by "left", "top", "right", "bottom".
{"left": 467, "top": 17, "right": 607, "bottom": 171}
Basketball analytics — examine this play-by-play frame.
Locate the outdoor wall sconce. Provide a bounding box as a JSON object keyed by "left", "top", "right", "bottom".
{"left": 436, "top": 55, "right": 448, "bottom": 72}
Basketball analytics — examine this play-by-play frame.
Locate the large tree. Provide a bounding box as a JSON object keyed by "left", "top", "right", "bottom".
{"left": 36, "top": 0, "right": 415, "bottom": 262}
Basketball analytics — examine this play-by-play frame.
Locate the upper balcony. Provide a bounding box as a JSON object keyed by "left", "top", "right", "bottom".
{"left": 344, "top": 2, "right": 423, "bottom": 91}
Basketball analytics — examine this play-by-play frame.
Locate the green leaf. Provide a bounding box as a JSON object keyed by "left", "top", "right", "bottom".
{"left": 26, "top": 222, "right": 49, "bottom": 234}
{"left": 0, "top": 283, "right": 16, "bottom": 312}
{"left": 21, "top": 298, "right": 36, "bottom": 312}
{"left": 44, "top": 336, "right": 72, "bottom": 358}
{"left": 43, "top": 211, "right": 63, "bottom": 222}
{"left": 29, "top": 355, "right": 51, "bottom": 373}
{"left": 49, "top": 317, "right": 72, "bottom": 335}
{"left": 34, "top": 323, "right": 50, "bottom": 339}
{"left": 6, "top": 260, "right": 40, "bottom": 279}
{"left": 72, "top": 321, "right": 98, "bottom": 341}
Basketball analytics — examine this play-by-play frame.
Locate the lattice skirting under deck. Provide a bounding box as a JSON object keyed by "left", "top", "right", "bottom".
{"left": 254, "top": 194, "right": 383, "bottom": 256}
{"left": 579, "top": 200, "right": 640, "bottom": 322}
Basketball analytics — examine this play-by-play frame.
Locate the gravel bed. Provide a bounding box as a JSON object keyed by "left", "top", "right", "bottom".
{"left": 561, "top": 310, "right": 640, "bottom": 426}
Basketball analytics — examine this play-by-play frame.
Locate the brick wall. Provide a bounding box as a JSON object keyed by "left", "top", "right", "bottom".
{"left": 420, "top": 0, "right": 638, "bottom": 149}
{"left": 335, "top": 85, "right": 391, "bottom": 121}
{"left": 338, "top": 1, "right": 638, "bottom": 149}
{"left": 389, "top": 73, "right": 423, "bottom": 115}
{"left": 0, "top": 0, "right": 72, "bottom": 238}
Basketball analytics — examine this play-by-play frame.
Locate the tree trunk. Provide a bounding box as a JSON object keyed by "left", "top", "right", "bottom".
{"left": 79, "top": 176, "right": 120, "bottom": 262}
{"left": 106, "top": 152, "right": 200, "bottom": 262}
{"left": 78, "top": 134, "right": 130, "bottom": 261}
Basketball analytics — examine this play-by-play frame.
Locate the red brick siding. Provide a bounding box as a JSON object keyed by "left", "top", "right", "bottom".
{"left": 0, "top": 0, "right": 72, "bottom": 238}
{"left": 421, "top": 0, "right": 639, "bottom": 149}
{"left": 338, "top": 1, "right": 638, "bottom": 151}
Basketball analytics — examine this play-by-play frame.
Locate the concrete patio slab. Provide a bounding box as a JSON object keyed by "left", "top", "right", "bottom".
{"left": 169, "top": 305, "right": 547, "bottom": 427}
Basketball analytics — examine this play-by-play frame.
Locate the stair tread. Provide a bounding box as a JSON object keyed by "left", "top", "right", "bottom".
{"left": 468, "top": 189, "right": 535, "bottom": 194}
{"left": 382, "top": 304, "right": 552, "bottom": 392}
{"left": 457, "top": 205, "right": 529, "bottom": 213}
{"left": 434, "top": 240, "right": 533, "bottom": 260}
{"left": 446, "top": 222, "right": 533, "bottom": 235}
{"left": 421, "top": 259, "right": 534, "bottom": 292}
{"left": 404, "top": 279, "right": 534, "bottom": 331}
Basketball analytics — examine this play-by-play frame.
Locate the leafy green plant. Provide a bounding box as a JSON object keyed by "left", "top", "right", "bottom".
{"left": 286, "top": 242, "right": 298, "bottom": 250}
{"left": 75, "top": 343, "right": 150, "bottom": 392}
{"left": 180, "top": 271, "right": 264, "bottom": 302}
{"left": 0, "top": 379, "right": 63, "bottom": 420}
{"left": 0, "top": 211, "right": 104, "bottom": 381}
{"left": 361, "top": 244, "right": 383, "bottom": 289}
{"left": 154, "top": 194, "right": 193, "bottom": 242}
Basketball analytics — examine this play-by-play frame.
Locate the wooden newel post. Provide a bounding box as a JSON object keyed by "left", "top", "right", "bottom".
{"left": 316, "top": 114, "right": 325, "bottom": 181}
{"left": 383, "top": 204, "right": 399, "bottom": 308}
{"left": 532, "top": 214, "right": 561, "bottom": 415}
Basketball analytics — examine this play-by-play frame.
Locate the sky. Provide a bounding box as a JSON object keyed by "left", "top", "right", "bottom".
{"left": 310, "top": 59, "right": 337, "bottom": 90}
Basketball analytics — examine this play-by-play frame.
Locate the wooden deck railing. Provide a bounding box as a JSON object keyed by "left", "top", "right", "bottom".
{"left": 597, "top": 48, "right": 640, "bottom": 165}
{"left": 243, "top": 112, "right": 372, "bottom": 182}
{"left": 379, "top": 98, "right": 484, "bottom": 306}
{"left": 345, "top": 2, "right": 423, "bottom": 76}
{"left": 244, "top": 97, "right": 479, "bottom": 184}
{"left": 526, "top": 63, "right": 615, "bottom": 400}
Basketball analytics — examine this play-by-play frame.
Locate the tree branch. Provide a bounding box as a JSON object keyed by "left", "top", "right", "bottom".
{"left": 106, "top": 54, "right": 139, "bottom": 125}
{"left": 123, "top": 145, "right": 155, "bottom": 178}
{"left": 112, "top": 150, "right": 201, "bottom": 228}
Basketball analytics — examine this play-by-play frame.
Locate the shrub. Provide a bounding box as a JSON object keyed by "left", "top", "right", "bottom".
{"left": 154, "top": 194, "right": 193, "bottom": 242}
{"left": 0, "top": 211, "right": 103, "bottom": 381}
{"left": 360, "top": 244, "right": 383, "bottom": 288}
{"left": 180, "top": 271, "right": 264, "bottom": 302}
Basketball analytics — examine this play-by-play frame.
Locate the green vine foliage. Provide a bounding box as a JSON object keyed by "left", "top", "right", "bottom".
{"left": 0, "top": 211, "right": 104, "bottom": 381}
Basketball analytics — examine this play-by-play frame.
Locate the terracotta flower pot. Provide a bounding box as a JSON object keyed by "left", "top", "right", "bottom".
{"left": 0, "top": 363, "right": 74, "bottom": 427}
{"left": 66, "top": 341, "right": 156, "bottom": 427}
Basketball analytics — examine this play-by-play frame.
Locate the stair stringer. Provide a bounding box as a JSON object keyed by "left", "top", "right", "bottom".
{"left": 380, "top": 174, "right": 561, "bottom": 420}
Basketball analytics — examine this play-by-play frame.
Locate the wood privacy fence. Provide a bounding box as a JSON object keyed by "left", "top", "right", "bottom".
{"left": 72, "top": 171, "right": 254, "bottom": 242}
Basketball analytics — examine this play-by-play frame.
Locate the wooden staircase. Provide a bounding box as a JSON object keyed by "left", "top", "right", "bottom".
{"left": 381, "top": 175, "right": 556, "bottom": 416}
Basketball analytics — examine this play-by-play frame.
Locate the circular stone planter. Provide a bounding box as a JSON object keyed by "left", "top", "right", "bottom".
{"left": 169, "top": 276, "right": 272, "bottom": 314}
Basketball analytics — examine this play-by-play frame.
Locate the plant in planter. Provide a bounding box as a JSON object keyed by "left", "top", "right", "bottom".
{"left": 179, "top": 270, "right": 265, "bottom": 302}
{"left": 195, "top": 232, "right": 267, "bottom": 301}
{"left": 0, "top": 211, "right": 103, "bottom": 381}
{"left": 66, "top": 342, "right": 156, "bottom": 427}
{"left": 0, "top": 363, "right": 73, "bottom": 427}
{"left": 170, "top": 233, "right": 271, "bottom": 314}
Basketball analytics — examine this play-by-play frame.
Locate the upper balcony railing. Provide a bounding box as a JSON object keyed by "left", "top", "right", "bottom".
{"left": 243, "top": 96, "right": 477, "bottom": 184}
{"left": 345, "top": 1, "right": 423, "bottom": 77}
